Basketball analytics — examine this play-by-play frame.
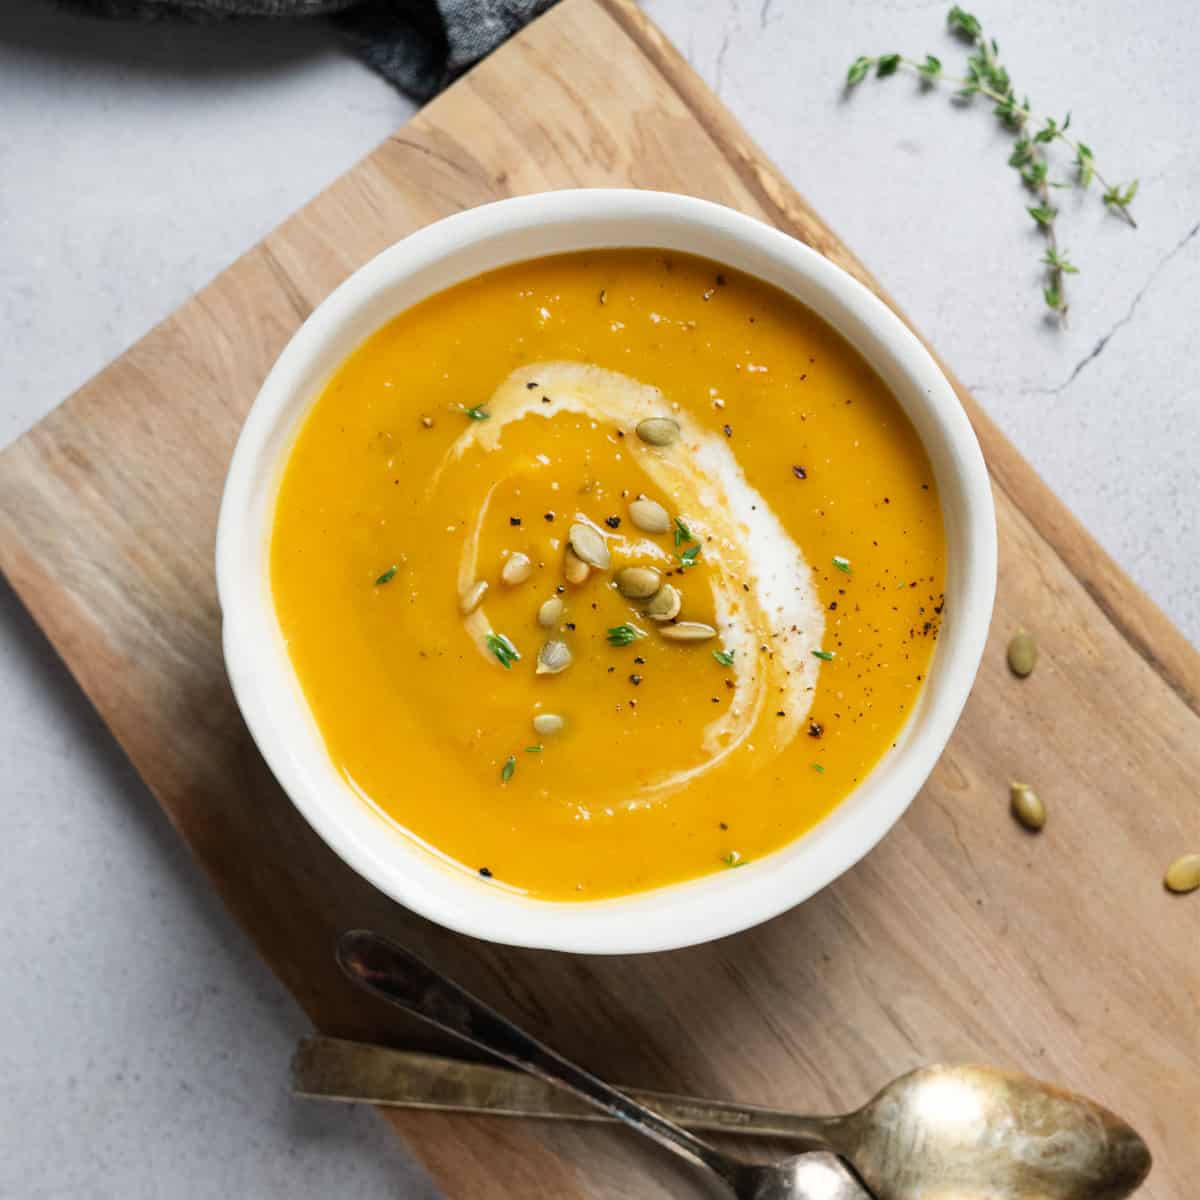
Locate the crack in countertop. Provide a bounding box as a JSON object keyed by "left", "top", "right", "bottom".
{"left": 714, "top": 29, "right": 731, "bottom": 98}
{"left": 972, "top": 216, "right": 1200, "bottom": 398}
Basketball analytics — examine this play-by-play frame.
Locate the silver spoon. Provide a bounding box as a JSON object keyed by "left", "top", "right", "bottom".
{"left": 338, "top": 930, "right": 867, "bottom": 1200}
{"left": 336, "top": 931, "right": 1151, "bottom": 1200}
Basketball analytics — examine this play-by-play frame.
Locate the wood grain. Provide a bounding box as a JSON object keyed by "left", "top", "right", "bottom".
{"left": 1, "top": 1, "right": 1194, "bottom": 1196}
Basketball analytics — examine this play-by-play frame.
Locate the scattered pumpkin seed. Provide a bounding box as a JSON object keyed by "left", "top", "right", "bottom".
{"left": 614, "top": 566, "right": 663, "bottom": 599}
{"left": 500, "top": 551, "right": 533, "bottom": 586}
{"left": 537, "top": 596, "right": 564, "bottom": 628}
{"left": 532, "top": 712, "right": 566, "bottom": 736}
{"left": 536, "top": 639, "right": 573, "bottom": 675}
{"left": 645, "top": 583, "right": 682, "bottom": 621}
{"left": 420, "top": 415, "right": 434, "bottom": 429}
{"left": 459, "top": 580, "right": 488, "bottom": 615}
{"left": 1010, "top": 782, "right": 1046, "bottom": 831}
{"left": 1007, "top": 629, "right": 1037, "bottom": 678}
{"left": 567, "top": 522, "right": 611, "bottom": 569}
{"left": 628, "top": 497, "right": 671, "bottom": 534}
{"left": 659, "top": 621, "right": 718, "bottom": 642}
{"left": 563, "top": 547, "right": 591, "bottom": 585}
{"left": 636, "top": 417, "right": 681, "bottom": 447}
{"left": 1164, "top": 853, "right": 1200, "bottom": 894}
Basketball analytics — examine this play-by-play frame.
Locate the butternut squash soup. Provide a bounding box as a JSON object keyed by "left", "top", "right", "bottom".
{"left": 270, "top": 250, "right": 945, "bottom": 900}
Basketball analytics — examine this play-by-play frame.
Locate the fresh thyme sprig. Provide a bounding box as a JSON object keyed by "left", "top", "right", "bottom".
{"left": 847, "top": 6, "right": 1139, "bottom": 320}
{"left": 607, "top": 623, "right": 646, "bottom": 647}
{"left": 486, "top": 632, "right": 521, "bottom": 669}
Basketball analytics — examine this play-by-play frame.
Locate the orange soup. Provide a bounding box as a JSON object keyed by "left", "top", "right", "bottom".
{"left": 270, "top": 250, "right": 945, "bottom": 899}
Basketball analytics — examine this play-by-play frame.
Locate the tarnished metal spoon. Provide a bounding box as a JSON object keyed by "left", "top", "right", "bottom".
{"left": 816, "top": 1062, "right": 1151, "bottom": 1200}
{"left": 336, "top": 931, "right": 1151, "bottom": 1200}
{"left": 338, "top": 930, "right": 867, "bottom": 1200}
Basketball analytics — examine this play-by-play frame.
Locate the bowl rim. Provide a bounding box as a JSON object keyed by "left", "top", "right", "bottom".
{"left": 216, "top": 189, "right": 996, "bottom": 954}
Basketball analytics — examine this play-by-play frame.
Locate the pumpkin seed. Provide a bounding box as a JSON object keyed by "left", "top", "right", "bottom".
{"left": 536, "top": 639, "right": 573, "bottom": 675}
{"left": 1007, "top": 629, "right": 1037, "bottom": 678}
{"left": 501, "top": 552, "right": 533, "bottom": 586}
{"left": 659, "top": 621, "right": 717, "bottom": 642}
{"left": 636, "top": 417, "right": 681, "bottom": 447}
{"left": 1009, "top": 782, "right": 1045, "bottom": 831}
{"left": 420, "top": 415, "right": 434, "bottom": 429}
{"left": 563, "top": 548, "right": 591, "bottom": 585}
{"left": 645, "top": 583, "right": 682, "bottom": 621}
{"left": 537, "top": 596, "right": 564, "bottom": 628}
{"left": 628, "top": 497, "right": 671, "bottom": 534}
{"left": 532, "top": 712, "right": 566, "bottom": 736}
{"left": 567, "top": 523, "right": 611, "bottom": 569}
{"left": 1164, "top": 853, "right": 1200, "bottom": 894}
{"left": 459, "top": 580, "right": 488, "bottom": 615}
{"left": 615, "top": 566, "right": 663, "bottom": 599}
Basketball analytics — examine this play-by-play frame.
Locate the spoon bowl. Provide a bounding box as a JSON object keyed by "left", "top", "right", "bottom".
{"left": 830, "top": 1064, "right": 1152, "bottom": 1200}
{"left": 739, "top": 1154, "right": 870, "bottom": 1200}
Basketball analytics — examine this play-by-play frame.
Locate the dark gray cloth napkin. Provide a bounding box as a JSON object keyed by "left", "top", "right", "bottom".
{"left": 51, "top": 0, "right": 558, "bottom": 100}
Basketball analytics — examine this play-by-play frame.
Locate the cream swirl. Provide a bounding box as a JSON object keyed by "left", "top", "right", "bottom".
{"left": 431, "top": 361, "right": 825, "bottom": 805}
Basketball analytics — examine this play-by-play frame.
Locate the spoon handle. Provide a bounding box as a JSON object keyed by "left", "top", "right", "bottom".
{"left": 337, "top": 930, "right": 746, "bottom": 1193}
{"left": 294, "top": 1036, "right": 841, "bottom": 1147}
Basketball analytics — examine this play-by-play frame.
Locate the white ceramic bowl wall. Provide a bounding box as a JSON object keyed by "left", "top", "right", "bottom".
{"left": 216, "top": 190, "right": 996, "bottom": 954}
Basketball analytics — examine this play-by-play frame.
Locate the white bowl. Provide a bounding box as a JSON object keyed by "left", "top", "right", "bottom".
{"left": 216, "top": 190, "right": 996, "bottom": 955}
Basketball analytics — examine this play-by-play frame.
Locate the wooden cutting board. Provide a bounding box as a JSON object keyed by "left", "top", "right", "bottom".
{"left": 1, "top": 1, "right": 1194, "bottom": 1195}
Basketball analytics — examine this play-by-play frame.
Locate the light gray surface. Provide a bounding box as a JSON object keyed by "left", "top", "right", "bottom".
{"left": 0, "top": 0, "right": 1196, "bottom": 1196}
